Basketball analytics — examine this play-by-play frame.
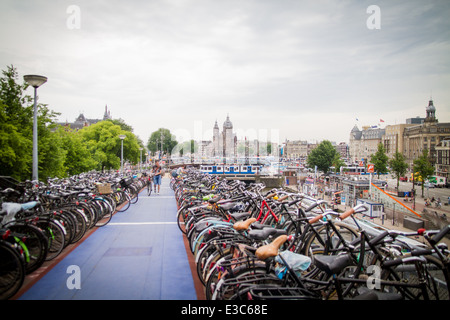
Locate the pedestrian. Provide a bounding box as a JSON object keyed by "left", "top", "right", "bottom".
{"left": 152, "top": 160, "right": 162, "bottom": 194}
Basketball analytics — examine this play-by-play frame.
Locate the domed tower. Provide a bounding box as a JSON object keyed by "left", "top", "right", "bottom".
{"left": 424, "top": 99, "right": 437, "bottom": 123}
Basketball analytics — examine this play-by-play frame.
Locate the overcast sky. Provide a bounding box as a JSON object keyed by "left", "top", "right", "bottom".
{"left": 1, "top": 0, "right": 449, "bottom": 145}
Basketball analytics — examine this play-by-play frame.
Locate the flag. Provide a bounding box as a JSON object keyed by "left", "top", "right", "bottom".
{"left": 356, "top": 118, "right": 359, "bottom": 121}
{"left": 380, "top": 119, "right": 384, "bottom": 122}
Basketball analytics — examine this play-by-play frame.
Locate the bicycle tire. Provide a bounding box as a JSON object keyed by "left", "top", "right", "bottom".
{"left": 147, "top": 181, "right": 152, "bottom": 196}
{"left": 116, "top": 191, "right": 131, "bottom": 212}
{"left": 379, "top": 254, "right": 450, "bottom": 300}
{"left": 94, "top": 197, "right": 113, "bottom": 227}
{"left": 8, "top": 224, "right": 48, "bottom": 274}
{"left": 35, "top": 219, "right": 66, "bottom": 261}
{"left": 0, "top": 240, "right": 25, "bottom": 300}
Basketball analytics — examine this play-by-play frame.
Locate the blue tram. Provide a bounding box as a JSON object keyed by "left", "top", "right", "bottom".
{"left": 200, "top": 164, "right": 262, "bottom": 175}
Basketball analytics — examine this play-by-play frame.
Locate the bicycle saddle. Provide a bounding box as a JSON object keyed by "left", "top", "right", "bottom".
{"left": 255, "top": 235, "right": 288, "bottom": 260}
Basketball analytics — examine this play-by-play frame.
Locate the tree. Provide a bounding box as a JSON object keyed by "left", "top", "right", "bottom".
{"left": 306, "top": 140, "right": 338, "bottom": 174}
{"left": 147, "top": 128, "right": 178, "bottom": 158}
{"left": 0, "top": 65, "right": 33, "bottom": 180}
{"left": 266, "top": 143, "right": 272, "bottom": 155}
{"left": 370, "top": 143, "right": 389, "bottom": 178}
{"left": 332, "top": 153, "right": 345, "bottom": 173}
{"left": 56, "top": 127, "right": 98, "bottom": 176}
{"left": 79, "top": 121, "right": 141, "bottom": 171}
{"left": 389, "top": 151, "right": 408, "bottom": 188}
{"left": 413, "top": 149, "right": 435, "bottom": 197}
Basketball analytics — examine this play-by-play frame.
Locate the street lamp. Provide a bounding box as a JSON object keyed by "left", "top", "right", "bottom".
{"left": 23, "top": 74, "right": 47, "bottom": 181}
{"left": 139, "top": 147, "right": 143, "bottom": 171}
{"left": 119, "top": 134, "right": 126, "bottom": 172}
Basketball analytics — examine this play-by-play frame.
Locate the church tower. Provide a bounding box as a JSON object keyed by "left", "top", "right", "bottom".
{"left": 103, "top": 105, "right": 112, "bottom": 120}
{"left": 223, "top": 115, "right": 234, "bottom": 159}
{"left": 424, "top": 99, "right": 437, "bottom": 123}
{"left": 213, "top": 120, "right": 220, "bottom": 156}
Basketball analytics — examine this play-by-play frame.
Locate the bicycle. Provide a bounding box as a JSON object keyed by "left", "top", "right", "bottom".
{"left": 147, "top": 174, "right": 154, "bottom": 196}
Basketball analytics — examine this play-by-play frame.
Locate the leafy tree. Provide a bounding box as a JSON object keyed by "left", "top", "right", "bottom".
{"left": 147, "top": 128, "right": 178, "bottom": 158}
{"left": 56, "top": 127, "right": 98, "bottom": 176}
{"left": 0, "top": 65, "right": 33, "bottom": 129}
{"left": 332, "top": 153, "right": 346, "bottom": 173}
{"left": 0, "top": 106, "right": 32, "bottom": 180}
{"left": 389, "top": 151, "right": 408, "bottom": 188}
{"left": 109, "top": 118, "right": 134, "bottom": 133}
{"left": 0, "top": 66, "right": 33, "bottom": 180}
{"left": 266, "top": 143, "right": 272, "bottom": 155}
{"left": 79, "top": 121, "right": 141, "bottom": 171}
{"left": 413, "top": 149, "right": 435, "bottom": 197}
{"left": 370, "top": 143, "right": 389, "bottom": 178}
{"left": 306, "top": 140, "right": 338, "bottom": 174}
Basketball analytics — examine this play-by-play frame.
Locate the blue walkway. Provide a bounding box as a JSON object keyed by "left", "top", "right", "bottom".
{"left": 19, "top": 179, "right": 197, "bottom": 300}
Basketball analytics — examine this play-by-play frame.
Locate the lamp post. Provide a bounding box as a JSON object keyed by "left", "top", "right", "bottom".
{"left": 23, "top": 74, "right": 47, "bottom": 181}
{"left": 119, "top": 134, "right": 126, "bottom": 172}
{"left": 139, "top": 147, "right": 143, "bottom": 171}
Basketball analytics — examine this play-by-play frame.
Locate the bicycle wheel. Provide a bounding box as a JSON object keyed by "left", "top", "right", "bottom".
{"left": 8, "top": 224, "right": 48, "bottom": 274}
{"left": 379, "top": 254, "right": 450, "bottom": 300}
{"left": 94, "top": 198, "right": 113, "bottom": 227}
{"left": 116, "top": 191, "right": 131, "bottom": 212}
{"left": 64, "top": 209, "right": 87, "bottom": 243}
{"left": 212, "top": 264, "right": 278, "bottom": 300}
{"left": 147, "top": 181, "right": 152, "bottom": 196}
{"left": 128, "top": 186, "right": 139, "bottom": 204}
{"left": 35, "top": 219, "right": 66, "bottom": 261}
{"left": 0, "top": 240, "right": 25, "bottom": 300}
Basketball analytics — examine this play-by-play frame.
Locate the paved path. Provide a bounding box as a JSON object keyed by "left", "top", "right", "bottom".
{"left": 17, "top": 179, "right": 197, "bottom": 300}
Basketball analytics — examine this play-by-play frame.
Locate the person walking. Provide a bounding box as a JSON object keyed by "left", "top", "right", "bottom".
{"left": 152, "top": 160, "right": 162, "bottom": 194}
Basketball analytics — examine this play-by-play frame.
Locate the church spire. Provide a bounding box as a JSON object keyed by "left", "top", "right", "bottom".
{"left": 103, "top": 105, "right": 112, "bottom": 120}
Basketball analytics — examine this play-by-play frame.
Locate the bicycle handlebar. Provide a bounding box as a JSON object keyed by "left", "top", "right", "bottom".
{"left": 308, "top": 204, "right": 368, "bottom": 225}
{"left": 338, "top": 208, "right": 355, "bottom": 221}
{"left": 428, "top": 225, "right": 450, "bottom": 245}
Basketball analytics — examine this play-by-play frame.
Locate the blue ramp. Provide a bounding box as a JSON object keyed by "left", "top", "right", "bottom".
{"left": 19, "top": 179, "right": 197, "bottom": 300}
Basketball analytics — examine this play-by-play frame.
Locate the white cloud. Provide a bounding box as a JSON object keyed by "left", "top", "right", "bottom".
{"left": 1, "top": 0, "right": 449, "bottom": 146}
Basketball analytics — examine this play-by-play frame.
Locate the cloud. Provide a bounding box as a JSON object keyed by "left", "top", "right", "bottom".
{"left": 1, "top": 0, "right": 449, "bottom": 146}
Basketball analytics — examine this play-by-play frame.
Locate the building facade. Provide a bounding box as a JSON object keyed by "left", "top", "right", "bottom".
{"left": 435, "top": 138, "right": 450, "bottom": 179}
{"left": 57, "top": 105, "right": 113, "bottom": 130}
{"left": 403, "top": 100, "right": 450, "bottom": 167}
{"left": 348, "top": 99, "right": 449, "bottom": 176}
{"left": 382, "top": 124, "right": 415, "bottom": 158}
{"left": 349, "top": 125, "right": 385, "bottom": 164}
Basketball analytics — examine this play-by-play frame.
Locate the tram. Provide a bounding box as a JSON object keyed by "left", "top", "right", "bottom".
{"left": 200, "top": 164, "right": 262, "bottom": 175}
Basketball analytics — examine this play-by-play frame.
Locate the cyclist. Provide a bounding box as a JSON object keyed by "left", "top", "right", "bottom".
{"left": 152, "top": 160, "right": 162, "bottom": 194}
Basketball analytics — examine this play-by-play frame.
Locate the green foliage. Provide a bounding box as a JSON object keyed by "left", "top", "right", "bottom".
{"left": 413, "top": 149, "right": 435, "bottom": 197}
{"left": 56, "top": 127, "right": 98, "bottom": 176}
{"left": 389, "top": 151, "right": 408, "bottom": 188}
{"left": 79, "top": 121, "right": 142, "bottom": 171}
{"left": 147, "top": 128, "right": 178, "bottom": 157}
{"left": 370, "top": 143, "right": 389, "bottom": 178}
{"left": 306, "top": 140, "right": 339, "bottom": 174}
{"left": 332, "top": 153, "right": 345, "bottom": 173}
{"left": 0, "top": 66, "right": 34, "bottom": 181}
